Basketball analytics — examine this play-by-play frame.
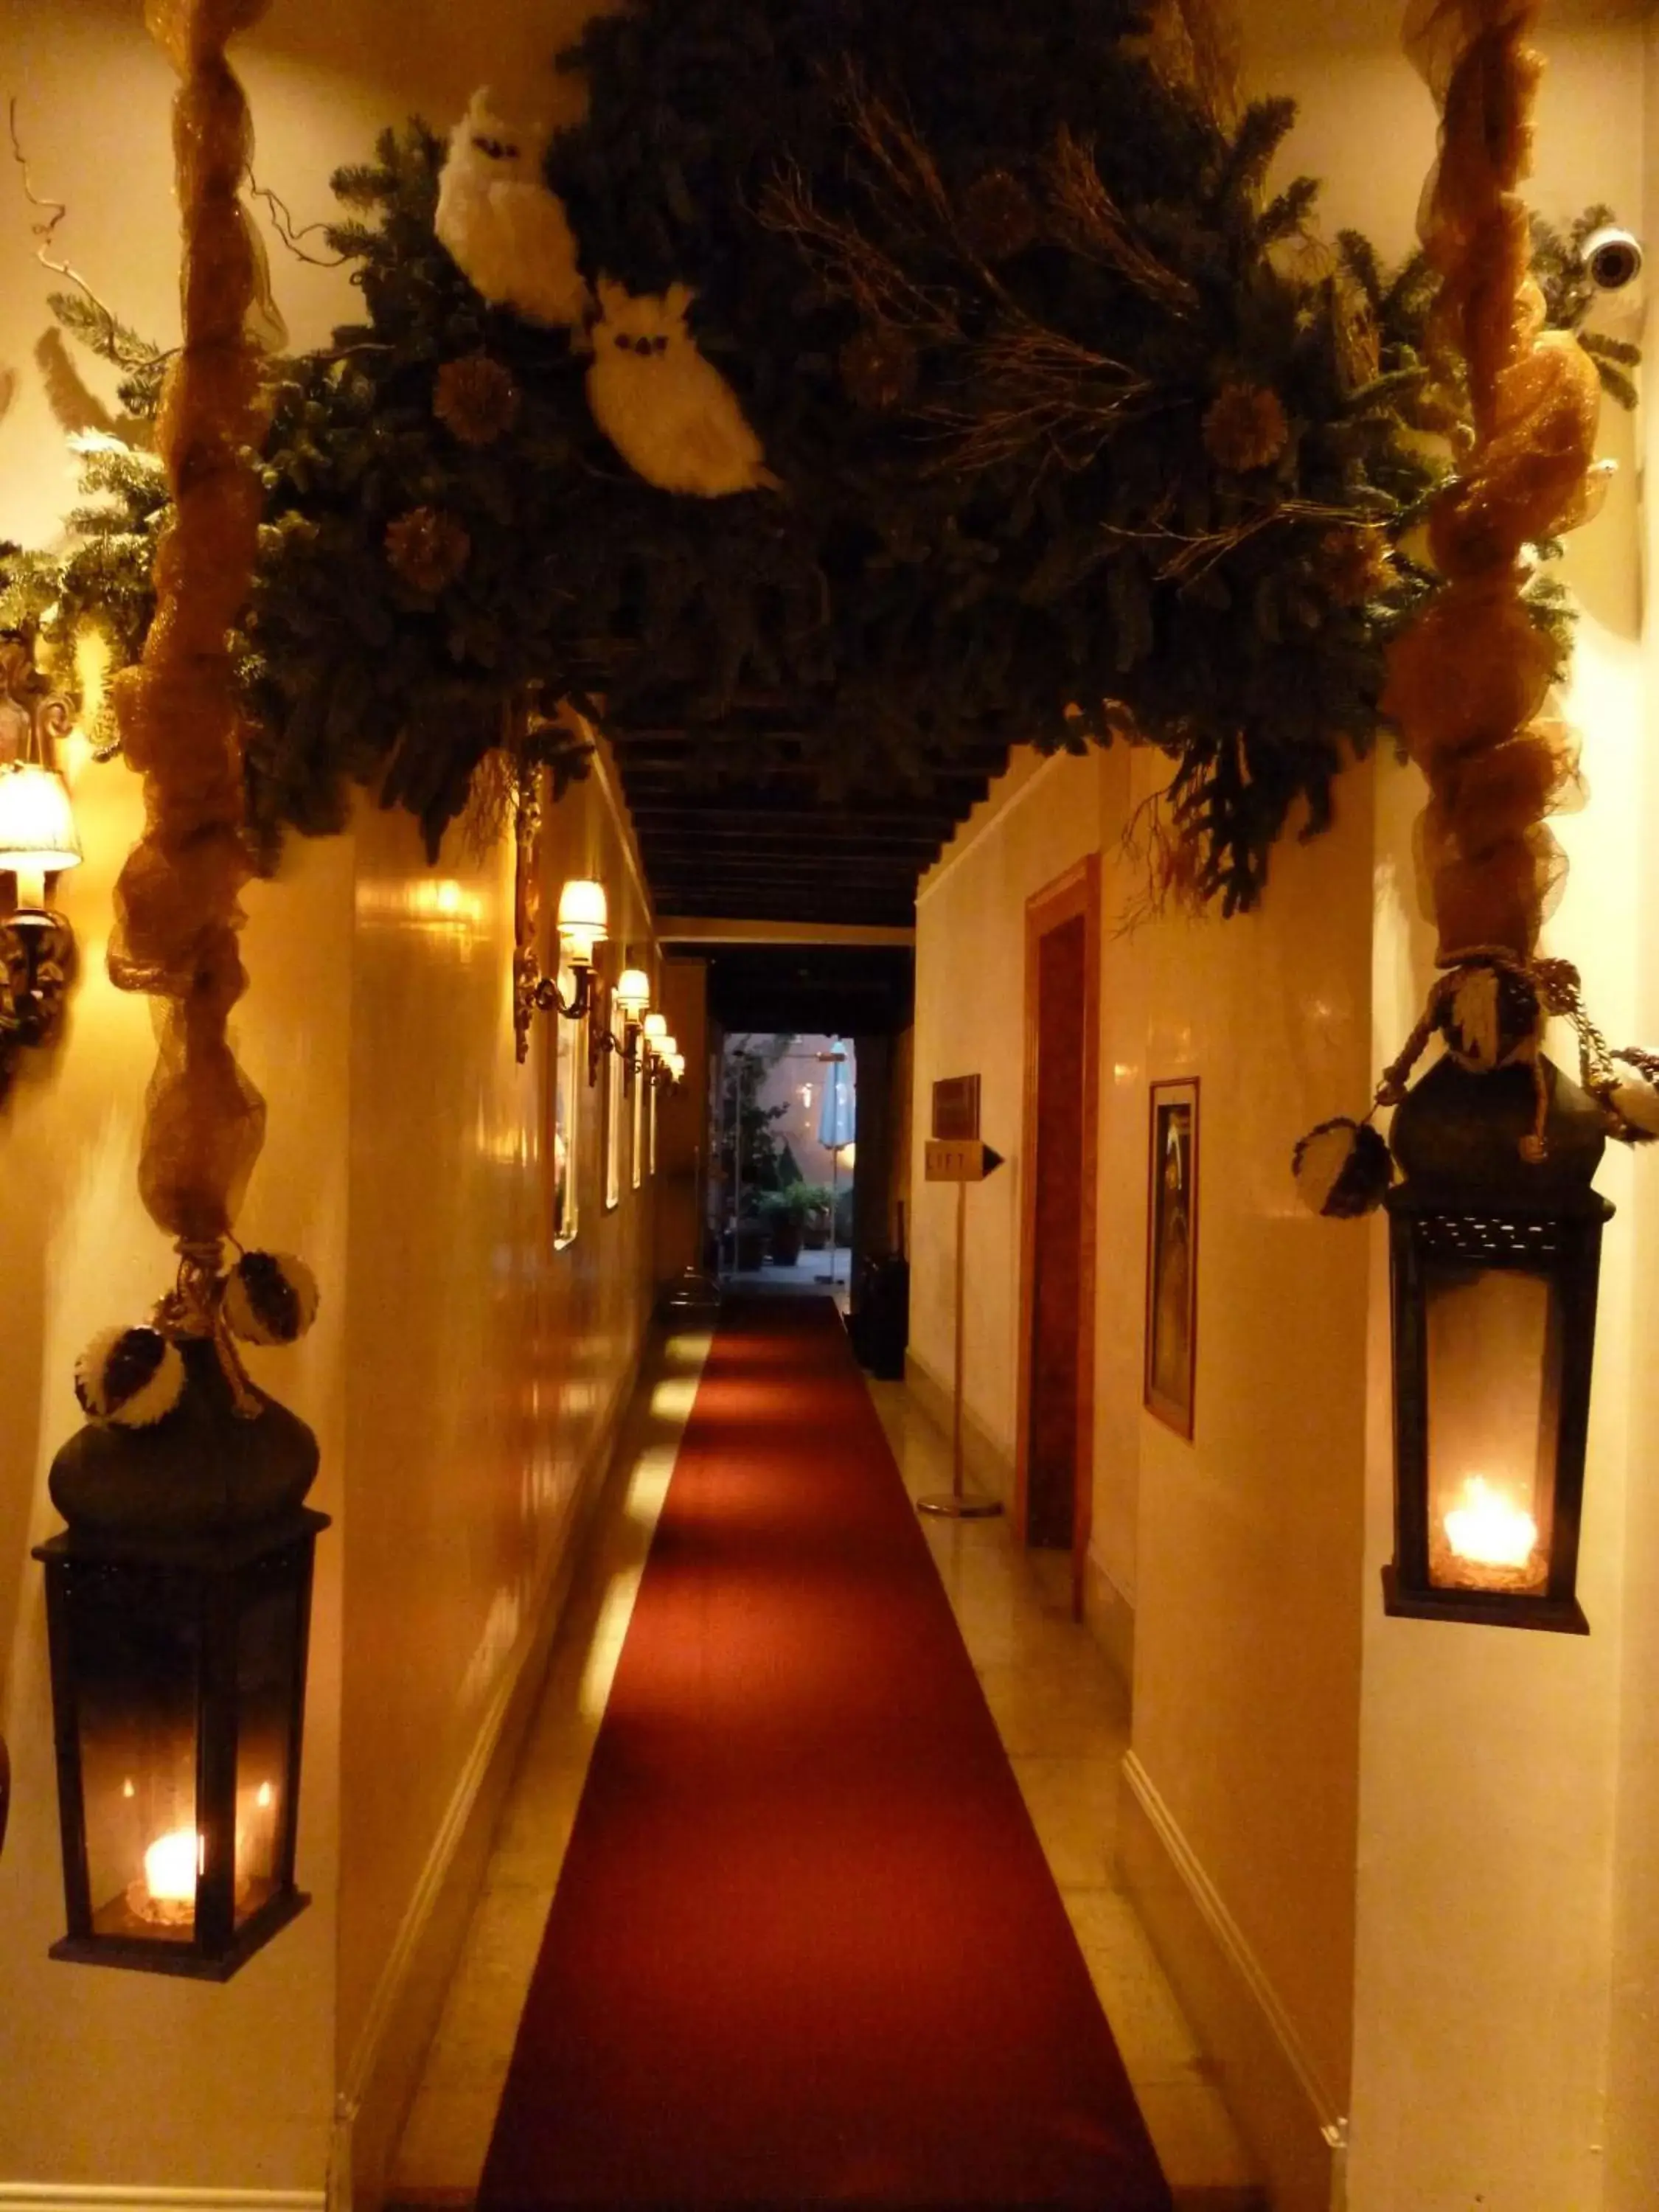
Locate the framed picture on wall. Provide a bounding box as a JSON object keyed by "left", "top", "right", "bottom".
{"left": 605, "top": 994, "right": 624, "bottom": 1211}
{"left": 552, "top": 963, "right": 580, "bottom": 1249}
{"left": 1144, "top": 1078, "right": 1199, "bottom": 1439}
{"left": 631, "top": 1031, "right": 644, "bottom": 1192}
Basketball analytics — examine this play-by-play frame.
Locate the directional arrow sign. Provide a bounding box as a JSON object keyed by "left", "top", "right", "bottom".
{"left": 924, "top": 1138, "right": 1006, "bottom": 1183}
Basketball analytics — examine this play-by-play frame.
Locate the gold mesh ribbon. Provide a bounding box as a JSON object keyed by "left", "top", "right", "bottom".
{"left": 1382, "top": 0, "right": 1601, "bottom": 967}
{"left": 107, "top": 0, "right": 273, "bottom": 1250}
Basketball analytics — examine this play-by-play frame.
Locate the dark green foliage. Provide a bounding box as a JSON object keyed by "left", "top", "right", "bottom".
{"left": 544, "top": 1, "right": 1436, "bottom": 909}
{"left": 11, "top": 8, "right": 1641, "bottom": 907}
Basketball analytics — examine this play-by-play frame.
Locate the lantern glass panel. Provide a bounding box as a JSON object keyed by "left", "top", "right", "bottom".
{"left": 233, "top": 1579, "right": 303, "bottom": 1918}
{"left": 74, "top": 1582, "right": 200, "bottom": 1944}
{"left": 1423, "top": 1262, "right": 1562, "bottom": 1598}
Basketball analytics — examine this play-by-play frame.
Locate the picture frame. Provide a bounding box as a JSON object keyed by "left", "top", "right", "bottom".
{"left": 604, "top": 992, "right": 624, "bottom": 1211}
{"left": 1144, "top": 1077, "right": 1199, "bottom": 1439}
{"left": 552, "top": 961, "right": 580, "bottom": 1249}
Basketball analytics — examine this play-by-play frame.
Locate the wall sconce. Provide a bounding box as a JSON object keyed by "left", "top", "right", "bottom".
{"left": 34, "top": 1341, "right": 327, "bottom": 1976}
{"left": 1384, "top": 1053, "right": 1609, "bottom": 1634}
{"left": 0, "top": 636, "right": 83, "bottom": 1090}
{"left": 611, "top": 967, "right": 651, "bottom": 1088}
{"left": 513, "top": 874, "right": 608, "bottom": 1058}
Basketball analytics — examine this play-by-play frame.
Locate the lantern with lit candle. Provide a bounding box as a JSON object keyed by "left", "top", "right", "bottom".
{"left": 1384, "top": 1054, "right": 1609, "bottom": 1633}
{"left": 34, "top": 1340, "right": 326, "bottom": 1976}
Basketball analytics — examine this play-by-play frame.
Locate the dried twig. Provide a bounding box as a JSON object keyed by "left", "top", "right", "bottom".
{"left": 248, "top": 175, "right": 350, "bottom": 269}
{"left": 1048, "top": 128, "right": 1197, "bottom": 314}
{"left": 1107, "top": 497, "right": 1366, "bottom": 582}
{"left": 1113, "top": 782, "right": 1211, "bottom": 935}
{"left": 923, "top": 325, "right": 1154, "bottom": 473}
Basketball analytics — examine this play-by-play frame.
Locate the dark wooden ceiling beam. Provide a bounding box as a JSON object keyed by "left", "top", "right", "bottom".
{"left": 630, "top": 803, "right": 955, "bottom": 835}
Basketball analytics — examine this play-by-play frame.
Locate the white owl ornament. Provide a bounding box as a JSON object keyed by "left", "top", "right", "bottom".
{"left": 585, "top": 279, "right": 781, "bottom": 498}
{"left": 434, "top": 89, "right": 589, "bottom": 330}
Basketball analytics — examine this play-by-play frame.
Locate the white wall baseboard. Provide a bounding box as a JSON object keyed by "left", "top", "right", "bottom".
{"left": 1080, "top": 1552, "right": 1135, "bottom": 1696}
{"left": 0, "top": 2194, "right": 324, "bottom": 2212}
{"left": 1119, "top": 1751, "right": 1349, "bottom": 2212}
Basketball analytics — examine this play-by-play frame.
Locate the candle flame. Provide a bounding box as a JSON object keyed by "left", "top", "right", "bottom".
{"left": 143, "top": 1826, "right": 202, "bottom": 1906}
{"left": 1444, "top": 1476, "right": 1538, "bottom": 1569}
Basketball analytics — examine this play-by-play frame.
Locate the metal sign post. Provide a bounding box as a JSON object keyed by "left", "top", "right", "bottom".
{"left": 917, "top": 1136, "right": 1005, "bottom": 1520}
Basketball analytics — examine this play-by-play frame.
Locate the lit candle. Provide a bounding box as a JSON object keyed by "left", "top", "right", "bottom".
{"left": 15, "top": 866, "right": 46, "bottom": 911}
{"left": 1444, "top": 1475, "right": 1538, "bottom": 1569}
{"left": 143, "top": 1826, "right": 202, "bottom": 1908}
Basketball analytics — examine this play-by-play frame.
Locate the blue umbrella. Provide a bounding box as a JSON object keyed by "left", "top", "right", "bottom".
{"left": 816, "top": 1048, "right": 855, "bottom": 1152}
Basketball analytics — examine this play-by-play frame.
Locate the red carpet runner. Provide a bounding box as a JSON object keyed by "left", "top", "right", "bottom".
{"left": 480, "top": 1295, "right": 1172, "bottom": 2211}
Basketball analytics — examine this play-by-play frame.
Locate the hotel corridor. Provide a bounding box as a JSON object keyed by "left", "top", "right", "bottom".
{"left": 391, "top": 1298, "right": 1257, "bottom": 2211}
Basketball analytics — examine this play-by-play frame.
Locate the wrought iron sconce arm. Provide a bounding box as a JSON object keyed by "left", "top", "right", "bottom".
{"left": 532, "top": 964, "right": 595, "bottom": 1026}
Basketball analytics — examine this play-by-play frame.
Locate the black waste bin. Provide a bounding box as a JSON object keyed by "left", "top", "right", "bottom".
{"left": 850, "top": 1251, "right": 909, "bottom": 1380}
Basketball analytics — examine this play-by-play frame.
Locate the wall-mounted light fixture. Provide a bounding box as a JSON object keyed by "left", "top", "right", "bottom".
{"left": 513, "top": 874, "right": 609, "bottom": 1061}
{"left": 605, "top": 967, "right": 652, "bottom": 1089}
{"left": 0, "top": 637, "right": 83, "bottom": 1091}
{"left": 1384, "top": 1054, "right": 1608, "bottom": 1634}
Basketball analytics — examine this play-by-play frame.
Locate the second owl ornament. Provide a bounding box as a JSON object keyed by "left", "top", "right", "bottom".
{"left": 585, "top": 279, "right": 781, "bottom": 498}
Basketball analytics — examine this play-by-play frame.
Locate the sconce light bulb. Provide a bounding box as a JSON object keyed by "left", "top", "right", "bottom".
{"left": 555, "top": 878, "right": 609, "bottom": 967}
{"left": 615, "top": 967, "right": 651, "bottom": 1017}
{"left": 0, "top": 762, "right": 82, "bottom": 910}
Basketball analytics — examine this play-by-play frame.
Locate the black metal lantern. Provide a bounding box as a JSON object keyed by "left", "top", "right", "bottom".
{"left": 34, "top": 1338, "right": 327, "bottom": 1977}
{"left": 1384, "top": 1053, "right": 1611, "bottom": 1634}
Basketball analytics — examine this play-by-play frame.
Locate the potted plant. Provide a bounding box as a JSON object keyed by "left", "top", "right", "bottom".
{"left": 796, "top": 1183, "right": 833, "bottom": 1251}
{"left": 760, "top": 1187, "right": 809, "bottom": 1266}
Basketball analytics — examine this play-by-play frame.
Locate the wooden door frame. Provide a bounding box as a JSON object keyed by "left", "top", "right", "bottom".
{"left": 1014, "top": 853, "right": 1101, "bottom": 1618}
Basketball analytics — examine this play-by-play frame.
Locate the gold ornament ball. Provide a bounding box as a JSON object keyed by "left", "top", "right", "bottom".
{"left": 1203, "top": 382, "right": 1290, "bottom": 473}
{"left": 385, "top": 507, "right": 472, "bottom": 595}
{"left": 839, "top": 327, "right": 920, "bottom": 412}
{"left": 960, "top": 168, "right": 1040, "bottom": 262}
{"left": 434, "top": 354, "right": 522, "bottom": 446}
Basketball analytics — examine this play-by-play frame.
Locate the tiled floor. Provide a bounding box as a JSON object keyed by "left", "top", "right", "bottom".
{"left": 389, "top": 1312, "right": 1260, "bottom": 2211}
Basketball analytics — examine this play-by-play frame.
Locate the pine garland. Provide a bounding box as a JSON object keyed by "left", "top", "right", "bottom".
{"left": 1, "top": 0, "right": 1638, "bottom": 907}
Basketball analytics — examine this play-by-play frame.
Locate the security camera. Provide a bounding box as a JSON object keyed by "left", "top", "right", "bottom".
{"left": 1580, "top": 224, "right": 1644, "bottom": 293}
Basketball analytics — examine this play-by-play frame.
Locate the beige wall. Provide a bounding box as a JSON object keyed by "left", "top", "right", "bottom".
{"left": 1, "top": 0, "right": 655, "bottom": 2193}
{"left": 911, "top": 15, "right": 1659, "bottom": 2206}
{"left": 913, "top": 737, "right": 1372, "bottom": 2152}
{"left": 1604, "top": 29, "right": 1659, "bottom": 2208}
{"left": 1267, "top": 18, "right": 1658, "bottom": 2211}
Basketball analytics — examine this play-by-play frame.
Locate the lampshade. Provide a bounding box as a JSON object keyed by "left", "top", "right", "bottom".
{"left": 0, "top": 762, "right": 82, "bottom": 880}
{"left": 556, "top": 878, "right": 608, "bottom": 964}
{"left": 642, "top": 1012, "right": 668, "bottom": 1043}
{"left": 658, "top": 1034, "right": 679, "bottom": 1062}
{"left": 614, "top": 968, "right": 651, "bottom": 1017}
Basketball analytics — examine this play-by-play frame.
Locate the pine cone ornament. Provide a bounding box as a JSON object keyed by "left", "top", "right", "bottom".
{"left": 1203, "top": 383, "right": 1290, "bottom": 473}
{"left": 840, "top": 326, "right": 920, "bottom": 412}
{"left": 386, "top": 507, "right": 471, "bottom": 594}
{"left": 1321, "top": 524, "right": 1394, "bottom": 606}
{"left": 224, "top": 1250, "right": 321, "bottom": 1347}
{"left": 1440, "top": 964, "right": 1540, "bottom": 1073}
{"left": 74, "top": 1325, "right": 187, "bottom": 1427}
{"left": 434, "top": 354, "right": 522, "bottom": 446}
{"left": 960, "top": 169, "right": 1040, "bottom": 262}
{"left": 1291, "top": 1117, "right": 1393, "bottom": 1218}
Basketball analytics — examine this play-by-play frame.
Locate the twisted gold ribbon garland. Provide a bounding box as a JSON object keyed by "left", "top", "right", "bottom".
{"left": 106, "top": 0, "right": 272, "bottom": 1253}
{"left": 1293, "top": 3, "right": 1657, "bottom": 1194}
{"left": 1382, "top": 0, "right": 1601, "bottom": 966}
